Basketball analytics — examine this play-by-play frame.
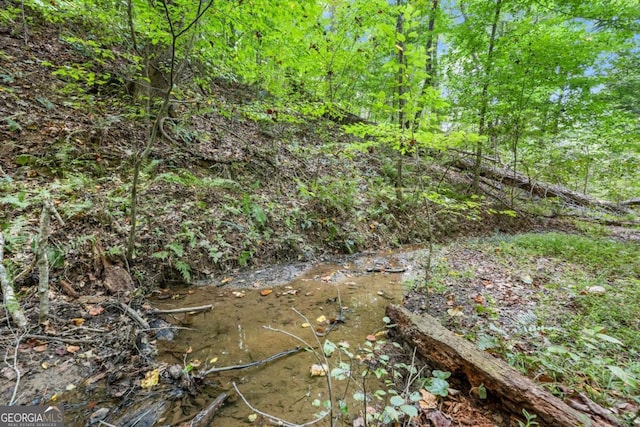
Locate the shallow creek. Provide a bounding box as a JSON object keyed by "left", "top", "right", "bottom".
{"left": 154, "top": 252, "right": 417, "bottom": 426}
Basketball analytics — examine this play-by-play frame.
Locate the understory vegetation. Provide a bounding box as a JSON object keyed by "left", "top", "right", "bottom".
{"left": 411, "top": 230, "right": 640, "bottom": 425}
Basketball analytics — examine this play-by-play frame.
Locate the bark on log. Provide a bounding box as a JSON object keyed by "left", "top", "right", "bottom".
{"left": 450, "top": 158, "right": 634, "bottom": 215}
{"left": 386, "top": 304, "right": 620, "bottom": 427}
{"left": 0, "top": 232, "right": 28, "bottom": 328}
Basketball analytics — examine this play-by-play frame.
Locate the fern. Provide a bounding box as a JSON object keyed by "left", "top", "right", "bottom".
{"left": 174, "top": 260, "right": 191, "bottom": 282}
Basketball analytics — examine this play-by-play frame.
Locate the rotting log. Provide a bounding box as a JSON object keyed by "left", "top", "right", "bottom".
{"left": 450, "top": 157, "right": 635, "bottom": 216}
{"left": 386, "top": 304, "right": 621, "bottom": 427}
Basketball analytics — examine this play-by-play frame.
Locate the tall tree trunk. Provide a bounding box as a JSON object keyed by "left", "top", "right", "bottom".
{"left": 473, "top": 0, "right": 502, "bottom": 193}
{"left": 412, "top": 0, "right": 439, "bottom": 131}
{"left": 396, "top": 0, "right": 406, "bottom": 202}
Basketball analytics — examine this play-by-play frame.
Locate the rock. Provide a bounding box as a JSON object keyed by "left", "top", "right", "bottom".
{"left": 585, "top": 285, "right": 606, "bottom": 295}
{"left": 87, "top": 407, "right": 110, "bottom": 426}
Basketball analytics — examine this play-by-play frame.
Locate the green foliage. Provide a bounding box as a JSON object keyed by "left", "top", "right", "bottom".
{"left": 464, "top": 233, "right": 640, "bottom": 409}
{"left": 423, "top": 370, "right": 451, "bottom": 397}
{"left": 154, "top": 171, "right": 240, "bottom": 192}
{"left": 517, "top": 409, "right": 539, "bottom": 427}
{"left": 321, "top": 327, "right": 455, "bottom": 426}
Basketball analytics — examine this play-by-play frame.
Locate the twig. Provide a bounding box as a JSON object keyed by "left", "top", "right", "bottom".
{"left": 12, "top": 257, "right": 36, "bottom": 284}
{"left": 189, "top": 392, "right": 228, "bottom": 427}
{"left": 147, "top": 304, "right": 212, "bottom": 315}
{"left": 3, "top": 328, "right": 27, "bottom": 405}
{"left": 232, "top": 382, "right": 330, "bottom": 427}
{"left": 265, "top": 308, "right": 335, "bottom": 422}
{"left": 24, "top": 334, "right": 96, "bottom": 344}
{"left": 116, "top": 302, "right": 150, "bottom": 329}
{"left": 199, "top": 347, "right": 303, "bottom": 377}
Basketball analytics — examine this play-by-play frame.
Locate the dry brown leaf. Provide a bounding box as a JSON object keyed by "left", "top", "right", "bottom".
{"left": 33, "top": 344, "right": 48, "bottom": 353}
{"left": 66, "top": 345, "right": 80, "bottom": 354}
{"left": 71, "top": 318, "right": 85, "bottom": 326}
{"left": 447, "top": 306, "right": 464, "bottom": 317}
{"left": 419, "top": 389, "right": 437, "bottom": 409}
{"left": 260, "top": 289, "right": 273, "bottom": 296}
{"left": 140, "top": 369, "right": 159, "bottom": 388}
{"left": 43, "top": 321, "right": 57, "bottom": 335}
{"left": 87, "top": 305, "right": 104, "bottom": 316}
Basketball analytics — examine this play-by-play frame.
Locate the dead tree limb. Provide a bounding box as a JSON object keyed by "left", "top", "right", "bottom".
{"left": 450, "top": 157, "right": 635, "bottom": 216}
{"left": 147, "top": 304, "right": 212, "bottom": 315}
{"left": 199, "top": 347, "right": 303, "bottom": 377}
{"left": 386, "top": 304, "right": 620, "bottom": 427}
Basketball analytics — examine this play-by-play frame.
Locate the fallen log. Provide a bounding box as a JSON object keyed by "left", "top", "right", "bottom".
{"left": 385, "top": 304, "right": 621, "bottom": 427}
{"left": 450, "top": 157, "right": 634, "bottom": 216}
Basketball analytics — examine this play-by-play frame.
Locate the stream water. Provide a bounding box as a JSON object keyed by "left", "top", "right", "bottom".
{"left": 153, "top": 251, "right": 419, "bottom": 426}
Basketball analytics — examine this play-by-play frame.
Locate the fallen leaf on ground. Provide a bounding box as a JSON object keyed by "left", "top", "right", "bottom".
{"left": 66, "top": 345, "right": 80, "bottom": 353}
{"left": 260, "top": 289, "right": 273, "bottom": 296}
{"left": 310, "top": 363, "right": 329, "bottom": 376}
{"left": 419, "top": 389, "right": 437, "bottom": 409}
{"left": 33, "top": 344, "right": 48, "bottom": 353}
{"left": 426, "top": 410, "right": 452, "bottom": 427}
{"left": 87, "top": 305, "right": 104, "bottom": 316}
{"left": 447, "top": 307, "right": 464, "bottom": 317}
{"left": 520, "top": 274, "right": 533, "bottom": 285}
{"left": 140, "top": 369, "right": 159, "bottom": 388}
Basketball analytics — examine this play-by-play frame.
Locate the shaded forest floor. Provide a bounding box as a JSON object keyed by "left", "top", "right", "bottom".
{"left": 1, "top": 9, "right": 639, "bottom": 427}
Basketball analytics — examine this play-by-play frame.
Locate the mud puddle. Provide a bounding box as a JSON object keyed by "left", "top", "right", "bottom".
{"left": 154, "top": 253, "right": 420, "bottom": 426}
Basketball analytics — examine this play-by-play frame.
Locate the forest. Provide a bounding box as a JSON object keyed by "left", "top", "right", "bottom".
{"left": 0, "top": 0, "right": 639, "bottom": 426}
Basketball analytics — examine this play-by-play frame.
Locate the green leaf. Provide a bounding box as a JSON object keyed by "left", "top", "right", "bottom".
{"left": 595, "top": 333, "right": 624, "bottom": 346}
{"left": 323, "top": 340, "right": 337, "bottom": 357}
{"left": 383, "top": 406, "right": 400, "bottom": 421}
{"left": 168, "top": 242, "right": 184, "bottom": 257}
{"left": 400, "top": 404, "right": 418, "bottom": 418}
{"left": 389, "top": 395, "right": 404, "bottom": 406}
{"left": 432, "top": 370, "right": 451, "bottom": 380}
{"left": 477, "top": 384, "right": 487, "bottom": 399}
{"left": 425, "top": 378, "right": 449, "bottom": 397}
{"left": 151, "top": 251, "right": 169, "bottom": 260}
{"left": 607, "top": 365, "right": 637, "bottom": 386}
{"left": 175, "top": 260, "right": 191, "bottom": 282}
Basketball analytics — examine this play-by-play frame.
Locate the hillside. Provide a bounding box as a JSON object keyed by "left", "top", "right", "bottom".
{"left": 0, "top": 8, "right": 529, "bottom": 292}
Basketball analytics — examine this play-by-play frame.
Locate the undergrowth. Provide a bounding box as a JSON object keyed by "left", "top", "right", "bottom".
{"left": 437, "top": 232, "right": 640, "bottom": 425}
